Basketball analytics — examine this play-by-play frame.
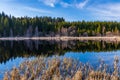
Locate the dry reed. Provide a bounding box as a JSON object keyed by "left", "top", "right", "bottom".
{"left": 3, "top": 56, "right": 120, "bottom": 80}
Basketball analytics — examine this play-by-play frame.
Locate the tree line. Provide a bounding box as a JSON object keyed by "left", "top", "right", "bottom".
{"left": 0, "top": 12, "right": 120, "bottom": 37}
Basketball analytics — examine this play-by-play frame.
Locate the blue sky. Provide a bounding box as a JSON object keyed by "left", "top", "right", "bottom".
{"left": 0, "top": 0, "right": 120, "bottom": 21}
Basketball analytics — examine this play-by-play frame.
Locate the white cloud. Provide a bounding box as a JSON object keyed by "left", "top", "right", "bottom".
{"left": 60, "top": 2, "right": 72, "bottom": 8}
{"left": 76, "top": 0, "right": 89, "bottom": 9}
{"left": 0, "top": 1, "right": 52, "bottom": 17}
{"left": 39, "top": 0, "right": 89, "bottom": 9}
{"left": 0, "top": 2, "right": 25, "bottom": 17}
{"left": 88, "top": 3, "right": 120, "bottom": 20}
{"left": 39, "top": 0, "right": 59, "bottom": 7}
{"left": 24, "top": 6, "right": 51, "bottom": 13}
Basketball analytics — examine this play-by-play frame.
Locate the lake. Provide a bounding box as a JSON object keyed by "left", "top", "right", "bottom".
{"left": 0, "top": 40, "right": 120, "bottom": 79}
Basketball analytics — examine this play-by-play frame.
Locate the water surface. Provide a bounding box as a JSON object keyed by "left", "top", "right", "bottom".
{"left": 0, "top": 40, "right": 120, "bottom": 79}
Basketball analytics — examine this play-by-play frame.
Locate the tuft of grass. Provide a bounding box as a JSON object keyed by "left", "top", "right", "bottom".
{"left": 3, "top": 56, "right": 120, "bottom": 80}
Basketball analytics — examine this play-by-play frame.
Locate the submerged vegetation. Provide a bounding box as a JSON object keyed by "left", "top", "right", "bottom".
{"left": 3, "top": 56, "right": 120, "bottom": 80}
{"left": 1, "top": 12, "right": 120, "bottom": 37}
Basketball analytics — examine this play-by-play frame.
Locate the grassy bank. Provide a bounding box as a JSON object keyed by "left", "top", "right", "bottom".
{"left": 3, "top": 56, "right": 120, "bottom": 80}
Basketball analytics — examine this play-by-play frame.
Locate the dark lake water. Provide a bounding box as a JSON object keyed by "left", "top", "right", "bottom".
{"left": 0, "top": 40, "right": 120, "bottom": 79}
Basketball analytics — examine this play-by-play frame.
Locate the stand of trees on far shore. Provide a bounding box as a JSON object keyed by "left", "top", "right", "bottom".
{"left": 0, "top": 12, "right": 120, "bottom": 37}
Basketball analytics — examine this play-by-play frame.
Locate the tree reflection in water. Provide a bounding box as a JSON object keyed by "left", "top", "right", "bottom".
{"left": 0, "top": 40, "right": 120, "bottom": 64}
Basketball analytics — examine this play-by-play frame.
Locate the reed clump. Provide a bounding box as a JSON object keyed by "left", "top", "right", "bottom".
{"left": 3, "top": 56, "right": 120, "bottom": 80}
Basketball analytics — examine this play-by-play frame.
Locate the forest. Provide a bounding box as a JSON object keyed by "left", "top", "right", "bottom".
{"left": 0, "top": 12, "right": 120, "bottom": 37}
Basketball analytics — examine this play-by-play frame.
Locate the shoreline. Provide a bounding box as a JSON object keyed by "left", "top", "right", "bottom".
{"left": 0, "top": 36, "right": 119, "bottom": 41}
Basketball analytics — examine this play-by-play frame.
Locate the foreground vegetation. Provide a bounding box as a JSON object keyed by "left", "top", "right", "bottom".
{"left": 1, "top": 12, "right": 120, "bottom": 37}
{"left": 3, "top": 56, "right": 119, "bottom": 80}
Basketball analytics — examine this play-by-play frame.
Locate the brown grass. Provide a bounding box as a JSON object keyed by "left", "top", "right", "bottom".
{"left": 3, "top": 56, "right": 120, "bottom": 80}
